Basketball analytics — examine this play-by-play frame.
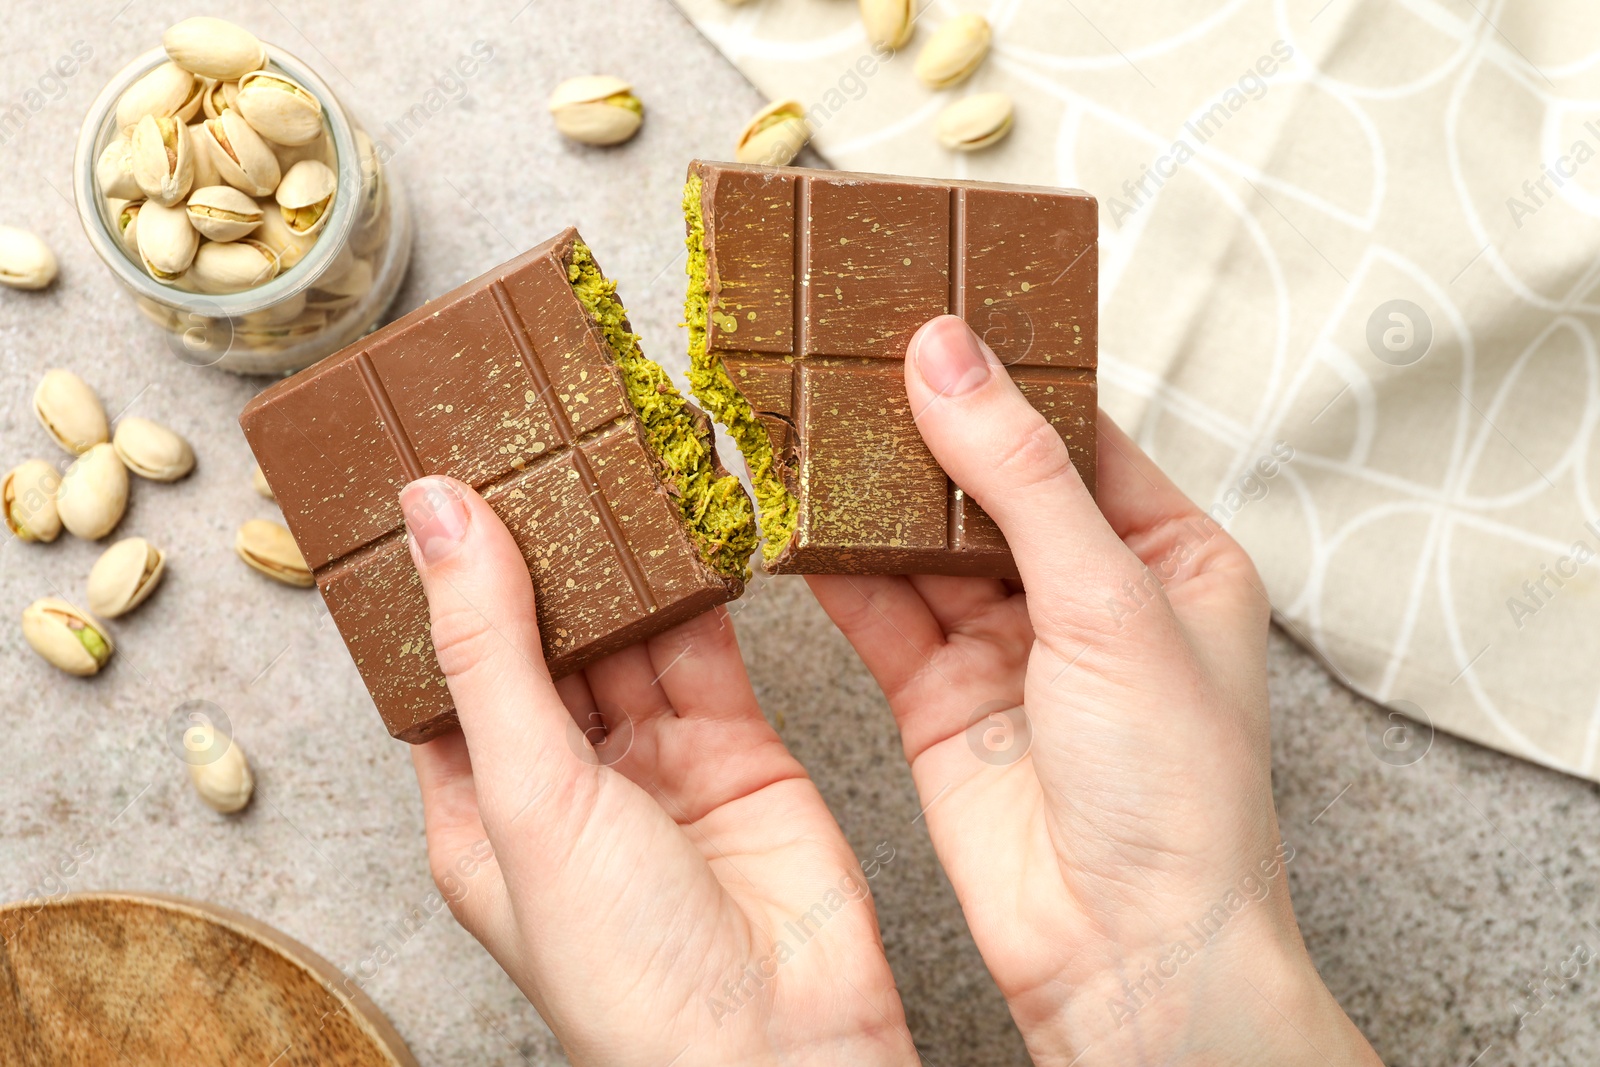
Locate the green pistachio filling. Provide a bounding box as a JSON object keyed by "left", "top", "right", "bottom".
{"left": 566, "top": 241, "right": 756, "bottom": 580}
{"left": 681, "top": 174, "right": 800, "bottom": 564}
{"left": 76, "top": 624, "right": 109, "bottom": 663}
{"left": 606, "top": 92, "right": 644, "bottom": 115}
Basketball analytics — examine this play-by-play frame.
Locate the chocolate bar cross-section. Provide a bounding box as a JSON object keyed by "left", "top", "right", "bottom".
{"left": 688, "top": 161, "right": 1098, "bottom": 576}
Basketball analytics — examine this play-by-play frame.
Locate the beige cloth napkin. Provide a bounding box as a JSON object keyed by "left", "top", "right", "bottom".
{"left": 672, "top": 0, "right": 1600, "bottom": 780}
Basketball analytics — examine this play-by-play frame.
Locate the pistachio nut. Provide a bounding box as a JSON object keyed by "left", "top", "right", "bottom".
{"left": 273, "top": 132, "right": 335, "bottom": 174}
{"left": 162, "top": 17, "right": 266, "bottom": 82}
{"left": 34, "top": 370, "right": 109, "bottom": 455}
{"left": 251, "top": 463, "right": 275, "bottom": 499}
{"left": 549, "top": 75, "right": 644, "bottom": 146}
{"left": 116, "top": 61, "right": 201, "bottom": 129}
{"left": 130, "top": 114, "right": 195, "bottom": 207}
{"left": 97, "top": 134, "right": 141, "bottom": 199}
{"left": 22, "top": 598, "right": 114, "bottom": 677}
{"left": 187, "top": 725, "right": 254, "bottom": 813}
{"left": 185, "top": 184, "right": 263, "bottom": 242}
{"left": 236, "top": 518, "right": 313, "bottom": 587}
{"left": 0, "top": 226, "right": 59, "bottom": 291}
{"left": 56, "top": 443, "right": 128, "bottom": 541}
{"left": 3, "top": 459, "right": 62, "bottom": 543}
{"left": 241, "top": 290, "right": 306, "bottom": 328}
{"left": 735, "top": 100, "right": 812, "bottom": 166}
{"left": 275, "top": 159, "right": 337, "bottom": 237}
{"left": 87, "top": 536, "right": 167, "bottom": 619}
{"left": 202, "top": 109, "right": 281, "bottom": 197}
{"left": 188, "top": 123, "right": 223, "bottom": 189}
{"left": 115, "top": 200, "right": 144, "bottom": 255}
{"left": 236, "top": 309, "right": 327, "bottom": 349}
{"left": 308, "top": 257, "right": 373, "bottom": 312}
{"left": 135, "top": 200, "right": 199, "bottom": 281}
{"left": 202, "top": 78, "right": 240, "bottom": 120}
{"left": 252, "top": 205, "right": 316, "bottom": 270}
{"left": 915, "top": 13, "right": 991, "bottom": 89}
{"left": 192, "top": 238, "right": 280, "bottom": 294}
{"left": 112, "top": 416, "right": 197, "bottom": 482}
{"left": 936, "top": 91, "right": 1013, "bottom": 151}
{"left": 860, "top": 0, "right": 914, "bottom": 50}
{"left": 236, "top": 70, "right": 324, "bottom": 146}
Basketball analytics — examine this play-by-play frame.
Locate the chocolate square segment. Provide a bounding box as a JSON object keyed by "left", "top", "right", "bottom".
{"left": 242, "top": 229, "right": 743, "bottom": 743}
{"left": 691, "top": 161, "right": 1100, "bottom": 577}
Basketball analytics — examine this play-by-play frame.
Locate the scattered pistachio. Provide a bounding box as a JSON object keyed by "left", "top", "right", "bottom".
{"left": 188, "top": 123, "right": 223, "bottom": 189}
{"left": 275, "top": 159, "right": 336, "bottom": 237}
{"left": 860, "top": 0, "right": 914, "bottom": 50}
{"left": 187, "top": 725, "right": 254, "bottom": 813}
{"left": 130, "top": 114, "right": 195, "bottom": 207}
{"left": 135, "top": 200, "right": 200, "bottom": 281}
{"left": 0, "top": 226, "right": 59, "bottom": 291}
{"left": 162, "top": 17, "right": 267, "bottom": 82}
{"left": 915, "top": 13, "right": 991, "bottom": 89}
{"left": 252, "top": 205, "right": 316, "bottom": 270}
{"left": 191, "top": 238, "right": 280, "bottom": 294}
{"left": 549, "top": 75, "right": 644, "bottom": 146}
{"left": 3, "top": 459, "right": 62, "bottom": 543}
{"left": 236, "top": 70, "right": 324, "bottom": 146}
{"left": 22, "top": 598, "right": 114, "bottom": 677}
{"left": 115, "top": 200, "right": 144, "bottom": 256}
{"left": 201, "top": 78, "right": 240, "bottom": 120}
{"left": 112, "top": 416, "right": 196, "bottom": 482}
{"left": 235, "top": 519, "right": 313, "bottom": 586}
{"left": 185, "top": 184, "right": 264, "bottom": 242}
{"left": 202, "top": 109, "right": 281, "bottom": 198}
{"left": 34, "top": 370, "right": 109, "bottom": 455}
{"left": 56, "top": 443, "right": 129, "bottom": 541}
{"left": 273, "top": 132, "right": 335, "bottom": 173}
{"left": 936, "top": 91, "right": 1013, "bottom": 151}
{"left": 87, "top": 536, "right": 167, "bottom": 619}
{"left": 251, "top": 463, "right": 275, "bottom": 500}
{"left": 97, "top": 135, "right": 141, "bottom": 200}
{"left": 116, "top": 60, "right": 200, "bottom": 129}
{"left": 735, "top": 99, "right": 812, "bottom": 166}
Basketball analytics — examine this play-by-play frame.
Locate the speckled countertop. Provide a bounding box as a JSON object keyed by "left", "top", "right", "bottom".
{"left": 1, "top": 3, "right": 1596, "bottom": 1065}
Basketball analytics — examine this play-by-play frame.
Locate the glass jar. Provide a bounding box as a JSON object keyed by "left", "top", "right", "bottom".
{"left": 73, "top": 45, "right": 411, "bottom": 375}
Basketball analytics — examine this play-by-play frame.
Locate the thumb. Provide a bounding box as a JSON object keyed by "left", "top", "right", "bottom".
{"left": 905, "top": 315, "right": 1139, "bottom": 638}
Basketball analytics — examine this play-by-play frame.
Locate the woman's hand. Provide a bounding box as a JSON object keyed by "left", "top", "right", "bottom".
{"left": 808, "top": 316, "right": 1383, "bottom": 1067}
{"left": 401, "top": 476, "right": 915, "bottom": 1067}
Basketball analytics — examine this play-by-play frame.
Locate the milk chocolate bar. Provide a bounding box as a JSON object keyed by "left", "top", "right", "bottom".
{"left": 682, "top": 160, "right": 1098, "bottom": 576}
{"left": 241, "top": 229, "right": 755, "bottom": 743}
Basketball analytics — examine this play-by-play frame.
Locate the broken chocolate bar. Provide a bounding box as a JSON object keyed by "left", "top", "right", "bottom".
{"left": 241, "top": 229, "right": 755, "bottom": 743}
{"left": 683, "top": 160, "right": 1098, "bottom": 577}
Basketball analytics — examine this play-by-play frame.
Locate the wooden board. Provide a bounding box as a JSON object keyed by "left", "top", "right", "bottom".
{"left": 0, "top": 892, "right": 419, "bottom": 1066}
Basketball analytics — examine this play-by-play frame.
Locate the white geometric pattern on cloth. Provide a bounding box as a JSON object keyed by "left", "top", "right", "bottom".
{"left": 672, "top": 0, "right": 1600, "bottom": 780}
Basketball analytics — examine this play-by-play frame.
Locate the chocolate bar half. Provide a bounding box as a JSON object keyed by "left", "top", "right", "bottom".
{"left": 682, "top": 160, "right": 1098, "bottom": 576}
{"left": 241, "top": 229, "right": 756, "bottom": 742}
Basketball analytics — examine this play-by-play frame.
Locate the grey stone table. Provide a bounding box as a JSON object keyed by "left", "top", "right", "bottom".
{"left": 1, "top": 2, "right": 1595, "bottom": 1065}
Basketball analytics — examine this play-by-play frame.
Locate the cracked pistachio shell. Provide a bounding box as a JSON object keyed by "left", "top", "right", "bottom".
{"left": 186, "top": 184, "right": 263, "bottom": 242}
{"left": 0, "top": 226, "right": 58, "bottom": 291}
{"left": 236, "top": 70, "right": 324, "bottom": 146}
{"left": 87, "top": 536, "right": 167, "bottom": 619}
{"left": 273, "top": 132, "right": 335, "bottom": 173}
{"left": 735, "top": 99, "right": 812, "bottom": 166}
{"left": 275, "top": 159, "right": 337, "bottom": 237}
{"left": 97, "top": 134, "right": 141, "bottom": 199}
{"left": 915, "top": 13, "right": 992, "bottom": 89}
{"left": 162, "top": 17, "right": 266, "bottom": 82}
{"left": 22, "top": 597, "right": 114, "bottom": 677}
{"left": 235, "top": 519, "right": 313, "bottom": 587}
{"left": 936, "top": 92, "right": 1013, "bottom": 151}
{"left": 135, "top": 200, "right": 199, "bottom": 281}
{"left": 860, "top": 0, "right": 914, "bottom": 49}
{"left": 131, "top": 114, "right": 195, "bottom": 207}
{"left": 3, "top": 459, "right": 62, "bottom": 543}
{"left": 192, "top": 239, "right": 280, "bottom": 294}
{"left": 112, "top": 416, "right": 196, "bottom": 482}
{"left": 202, "top": 110, "right": 280, "bottom": 197}
{"left": 188, "top": 726, "right": 254, "bottom": 813}
{"left": 251, "top": 463, "right": 275, "bottom": 499}
{"left": 252, "top": 205, "right": 316, "bottom": 270}
{"left": 117, "top": 61, "right": 201, "bottom": 129}
{"left": 188, "top": 123, "right": 223, "bottom": 189}
{"left": 34, "top": 370, "right": 108, "bottom": 455}
{"left": 549, "top": 75, "right": 644, "bottom": 146}
{"left": 202, "top": 78, "right": 240, "bottom": 120}
{"left": 115, "top": 200, "right": 144, "bottom": 255}
{"left": 56, "top": 443, "right": 128, "bottom": 541}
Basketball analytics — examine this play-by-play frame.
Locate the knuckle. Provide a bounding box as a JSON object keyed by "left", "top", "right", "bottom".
{"left": 428, "top": 603, "right": 506, "bottom": 679}
{"left": 990, "top": 417, "right": 1077, "bottom": 496}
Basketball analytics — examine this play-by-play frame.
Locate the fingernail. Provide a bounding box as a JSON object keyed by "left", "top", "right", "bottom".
{"left": 401, "top": 478, "right": 470, "bottom": 564}
{"left": 912, "top": 315, "right": 992, "bottom": 397}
